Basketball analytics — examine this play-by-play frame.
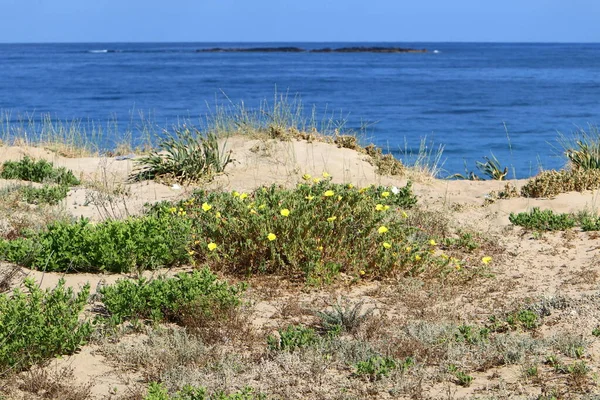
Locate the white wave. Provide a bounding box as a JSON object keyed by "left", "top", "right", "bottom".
{"left": 433, "top": 50, "right": 440, "bottom": 54}
{"left": 88, "top": 49, "right": 109, "bottom": 53}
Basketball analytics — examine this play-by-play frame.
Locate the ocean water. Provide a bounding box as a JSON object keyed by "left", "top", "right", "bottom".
{"left": 1, "top": 42, "right": 600, "bottom": 178}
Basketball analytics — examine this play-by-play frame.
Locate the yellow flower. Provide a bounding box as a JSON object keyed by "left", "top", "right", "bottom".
{"left": 441, "top": 253, "right": 449, "bottom": 259}
{"left": 455, "top": 264, "right": 461, "bottom": 271}
{"left": 280, "top": 208, "right": 290, "bottom": 217}
{"left": 250, "top": 209, "right": 258, "bottom": 215}
{"left": 313, "top": 177, "right": 321, "bottom": 183}
{"left": 377, "top": 226, "right": 389, "bottom": 234}
{"left": 322, "top": 171, "right": 331, "bottom": 178}
{"left": 194, "top": 240, "right": 200, "bottom": 245}
{"left": 375, "top": 204, "right": 384, "bottom": 211}
{"left": 267, "top": 233, "right": 277, "bottom": 241}
{"left": 359, "top": 187, "right": 367, "bottom": 194}
{"left": 429, "top": 239, "right": 437, "bottom": 246}
{"left": 382, "top": 191, "right": 390, "bottom": 198}
{"left": 327, "top": 216, "right": 337, "bottom": 222}
{"left": 347, "top": 183, "right": 354, "bottom": 189}
{"left": 359, "top": 270, "right": 366, "bottom": 276}
{"left": 177, "top": 211, "right": 186, "bottom": 216}
{"left": 337, "top": 195, "right": 342, "bottom": 201}
{"left": 384, "top": 205, "right": 390, "bottom": 211}
{"left": 232, "top": 191, "right": 240, "bottom": 197}
{"left": 405, "top": 246, "right": 412, "bottom": 253}
{"left": 317, "top": 245, "right": 324, "bottom": 251}
{"left": 188, "top": 250, "right": 195, "bottom": 255}
{"left": 207, "top": 242, "right": 218, "bottom": 251}
{"left": 481, "top": 256, "right": 492, "bottom": 265}
{"left": 415, "top": 254, "right": 422, "bottom": 261}
{"left": 305, "top": 195, "right": 314, "bottom": 201}
{"left": 302, "top": 173, "right": 312, "bottom": 181}
{"left": 239, "top": 193, "right": 248, "bottom": 200}
{"left": 168, "top": 207, "right": 177, "bottom": 213}
{"left": 215, "top": 211, "right": 222, "bottom": 218}
{"left": 324, "top": 190, "right": 335, "bottom": 197}
{"left": 258, "top": 204, "right": 266, "bottom": 210}
{"left": 383, "top": 242, "right": 392, "bottom": 249}
{"left": 401, "top": 211, "right": 408, "bottom": 218}
{"left": 201, "top": 202, "right": 212, "bottom": 212}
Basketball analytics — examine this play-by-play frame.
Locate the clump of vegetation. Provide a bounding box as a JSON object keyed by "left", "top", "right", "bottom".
{"left": 521, "top": 169, "right": 600, "bottom": 198}
{"left": 0, "top": 156, "right": 80, "bottom": 186}
{"left": 145, "top": 383, "right": 266, "bottom": 400}
{"left": 447, "top": 364, "right": 474, "bottom": 387}
{"left": 488, "top": 308, "right": 541, "bottom": 332}
{"left": 476, "top": 154, "right": 508, "bottom": 180}
{"left": 577, "top": 211, "right": 600, "bottom": 231}
{"left": 561, "top": 126, "right": 600, "bottom": 171}
{"left": 317, "top": 300, "right": 373, "bottom": 335}
{"left": 268, "top": 324, "right": 320, "bottom": 352}
{"left": 364, "top": 144, "right": 405, "bottom": 176}
{"left": 0, "top": 278, "right": 92, "bottom": 373}
{"left": 150, "top": 178, "right": 444, "bottom": 283}
{"left": 18, "top": 184, "right": 69, "bottom": 205}
{"left": 354, "top": 356, "right": 413, "bottom": 381}
{"left": 2, "top": 214, "right": 191, "bottom": 273}
{"left": 509, "top": 208, "right": 576, "bottom": 231}
{"left": 99, "top": 269, "right": 245, "bottom": 325}
{"left": 131, "top": 127, "right": 232, "bottom": 183}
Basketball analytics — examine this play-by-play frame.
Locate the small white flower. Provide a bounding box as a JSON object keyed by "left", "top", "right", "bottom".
{"left": 391, "top": 186, "right": 400, "bottom": 195}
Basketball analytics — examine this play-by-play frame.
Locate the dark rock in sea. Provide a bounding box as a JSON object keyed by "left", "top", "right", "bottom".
{"left": 196, "top": 47, "right": 305, "bottom": 53}
{"left": 310, "top": 47, "right": 427, "bottom": 53}
{"left": 195, "top": 46, "right": 427, "bottom": 54}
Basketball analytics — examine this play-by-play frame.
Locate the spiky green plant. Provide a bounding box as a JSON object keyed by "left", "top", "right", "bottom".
{"left": 130, "top": 127, "right": 232, "bottom": 183}
{"left": 476, "top": 154, "right": 508, "bottom": 180}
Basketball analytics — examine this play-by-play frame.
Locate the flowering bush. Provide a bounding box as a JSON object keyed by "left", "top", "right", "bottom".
{"left": 150, "top": 177, "right": 446, "bottom": 283}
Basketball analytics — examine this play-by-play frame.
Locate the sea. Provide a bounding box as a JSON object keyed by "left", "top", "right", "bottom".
{"left": 1, "top": 42, "right": 600, "bottom": 178}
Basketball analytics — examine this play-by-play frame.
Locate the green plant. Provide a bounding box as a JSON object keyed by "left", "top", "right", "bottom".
{"left": 99, "top": 269, "right": 245, "bottom": 325}
{"left": 131, "top": 127, "right": 232, "bottom": 183}
{"left": 267, "top": 324, "right": 319, "bottom": 352}
{"left": 592, "top": 326, "right": 600, "bottom": 337}
{"left": 560, "top": 126, "right": 600, "bottom": 171}
{"left": 0, "top": 278, "right": 92, "bottom": 372}
{"left": 442, "top": 232, "right": 480, "bottom": 252}
{"left": 454, "top": 325, "right": 489, "bottom": 344}
{"left": 509, "top": 208, "right": 576, "bottom": 231}
{"left": 476, "top": 153, "right": 508, "bottom": 180}
{"left": 489, "top": 308, "right": 541, "bottom": 332}
{"left": 145, "top": 382, "right": 266, "bottom": 400}
{"left": 0, "top": 156, "right": 79, "bottom": 186}
{"left": 354, "top": 356, "right": 412, "bottom": 381}
{"left": 577, "top": 211, "right": 600, "bottom": 231}
{"left": 317, "top": 300, "right": 373, "bottom": 335}
{"left": 19, "top": 184, "right": 69, "bottom": 205}
{"left": 447, "top": 364, "right": 473, "bottom": 387}
{"left": 3, "top": 214, "right": 192, "bottom": 273}
{"left": 151, "top": 179, "right": 436, "bottom": 283}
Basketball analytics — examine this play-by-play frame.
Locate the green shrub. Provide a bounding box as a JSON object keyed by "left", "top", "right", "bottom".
{"left": 267, "top": 324, "right": 320, "bottom": 352}
{"left": 489, "top": 308, "right": 541, "bottom": 332}
{"left": 19, "top": 184, "right": 69, "bottom": 205}
{"left": 509, "top": 208, "right": 576, "bottom": 231}
{"left": 100, "top": 269, "right": 245, "bottom": 325}
{"left": 0, "top": 156, "right": 79, "bottom": 186}
{"left": 3, "top": 215, "right": 191, "bottom": 273}
{"left": 152, "top": 179, "right": 435, "bottom": 283}
{"left": 131, "top": 127, "right": 232, "bottom": 183}
{"left": 317, "top": 300, "right": 372, "bottom": 335}
{"left": 354, "top": 356, "right": 413, "bottom": 381}
{"left": 145, "top": 382, "right": 266, "bottom": 400}
{"left": 0, "top": 278, "right": 92, "bottom": 372}
{"left": 521, "top": 169, "right": 600, "bottom": 198}
{"left": 578, "top": 213, "right": 600, "bottom": 231}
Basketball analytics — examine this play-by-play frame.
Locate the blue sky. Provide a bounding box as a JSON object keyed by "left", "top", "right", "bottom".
{"left": 1, "top": 0, "right": 599, "bottom": 43}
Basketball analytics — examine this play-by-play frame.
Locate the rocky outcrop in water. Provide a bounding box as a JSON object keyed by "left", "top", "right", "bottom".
{"left": 196, "top": 47, "right": 426, "bottom": 54}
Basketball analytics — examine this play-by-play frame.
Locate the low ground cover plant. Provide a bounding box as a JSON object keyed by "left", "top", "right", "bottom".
{"left": 509, "top": 208, "right": 576, "bottom": 231}
{"left": 0, "top": 278, "right": 92, "bottom": 373}
{"left": 0, "top": 156, "right": 79, "bottom": 186}
{"left": 145, "top": 383, "right": 266, "bottom": 400}
{"left": 521, "top": 169, "right": 600, "bottom": 198}
{"left": 1, "top": 214, "right": 191, "bottom": 273}
{"left": 99, "top": 269, "right": 245, "bottom": 325}
{"left": 150, "top": 178, "right": 446, "bottom": 283}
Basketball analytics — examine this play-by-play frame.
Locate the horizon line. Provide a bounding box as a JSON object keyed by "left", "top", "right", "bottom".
{"left": 1, "top": 40, "right": 600, "bottom": 45}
